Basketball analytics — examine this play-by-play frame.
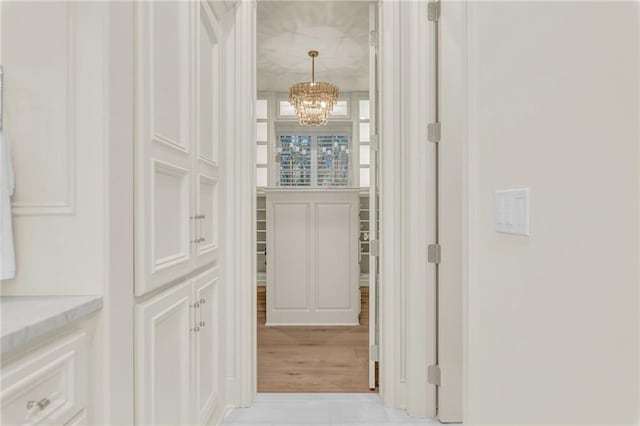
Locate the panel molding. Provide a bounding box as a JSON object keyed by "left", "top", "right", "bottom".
{"left": 11, "top": 3, "right": 76, "bottom": 216}
{"left": 197, "top": 173, "right": 219, "bottom": 255}
{"left": 148, "top": 1, "right": 190, "bottom": 155}
{"left": 314, "top": 201, "right": 355, "bottom": 311}
{"left": 151, "top": 159, "right": 191, "bottom": 272}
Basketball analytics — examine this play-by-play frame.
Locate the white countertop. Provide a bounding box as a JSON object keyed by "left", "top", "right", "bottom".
{"left": 1, "top": 295, "right": 103, "bottom": 354}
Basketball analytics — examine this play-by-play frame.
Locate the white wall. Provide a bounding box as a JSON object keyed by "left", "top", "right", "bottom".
{"left": 1, "top": 2, "right": 107, "bottom": 296}
{"left": 465, "top": 2, "right": 639, "bottom": 424}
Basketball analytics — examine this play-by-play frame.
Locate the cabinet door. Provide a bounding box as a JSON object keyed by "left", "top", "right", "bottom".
{"left": 192, "top": 266, "right": 221, "bottom": 424}
{"left": 134, "top": 1, "right": 195, "bottom": 296}
{"left": 135, "top": 281, "right": 193, "bottom": 425}
{"left": 193, "top": 1, "right": 221, "bottom": 268}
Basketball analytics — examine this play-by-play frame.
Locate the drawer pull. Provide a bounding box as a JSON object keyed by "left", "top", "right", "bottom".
{"left": 26, "top": 398, "right": 50, "bottom": 411}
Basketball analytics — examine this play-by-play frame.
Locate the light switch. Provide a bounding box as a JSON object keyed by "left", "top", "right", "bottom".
{"left": 494, "top": 188, "right": 530, "bottom": 236}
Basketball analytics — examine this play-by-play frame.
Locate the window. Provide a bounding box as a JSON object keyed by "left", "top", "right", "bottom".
{"left": 278, "top": 134, "right": 350, "bottom": 187}
{"left": 358, "top": 99, "right": 370, "bottom": 188}
{"left": 256, "top": 99, "right": 268, "bottom": 187}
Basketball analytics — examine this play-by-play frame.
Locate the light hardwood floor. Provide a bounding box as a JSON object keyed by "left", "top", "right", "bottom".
{"left": 257, "top": 286, "right": 377, "bottom": 393}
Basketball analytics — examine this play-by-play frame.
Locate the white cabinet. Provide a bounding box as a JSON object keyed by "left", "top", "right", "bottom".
{"left": 135, "top": 267, "right": 221, "bottom": 426}
{"left": 265, "top": 189, "right": 360, "bottom": 325}
{"left": 192, "top": 268, "right": 221, "bottom": 424}
{"left": 134, "top": 1, "right": 224, "bottom": 423}
{"left": 0, "top": 331, "right": 88, "bottom": 425}
{"left": 134, "top": 0, "right": 221, "bottom": 296}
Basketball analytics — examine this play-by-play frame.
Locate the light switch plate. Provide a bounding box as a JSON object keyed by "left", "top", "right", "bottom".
{"left": 494, "top": 188, "right": 530, "bottom": 236}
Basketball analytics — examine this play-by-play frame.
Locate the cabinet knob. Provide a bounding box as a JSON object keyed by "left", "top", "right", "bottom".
{"left": 199, "top": 321, "right": 206, "bottom": 327}
{"left": 27, "top": 398, "right": 50, "bottom": 411}
{"left": 199, "top": 298, "right": 206, "bottom": 304}
{"left": 37, "top": 399, "right": 50, "bottom": 410}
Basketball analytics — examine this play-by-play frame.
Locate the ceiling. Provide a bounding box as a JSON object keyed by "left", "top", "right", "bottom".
{"left": 257, "top": 1, "right": 370, "bottom": 93}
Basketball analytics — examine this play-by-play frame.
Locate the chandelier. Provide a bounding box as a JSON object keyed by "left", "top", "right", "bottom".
{"left": 288, "top": 51, "right": 339, "bottom": 126}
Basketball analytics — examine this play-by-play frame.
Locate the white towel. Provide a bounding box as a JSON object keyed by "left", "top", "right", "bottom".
{"left": 0, "top": 129, "right": 15, "bottom": 280}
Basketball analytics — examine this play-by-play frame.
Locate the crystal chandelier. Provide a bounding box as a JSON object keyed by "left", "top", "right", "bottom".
{"left": 288, "top": 51, "right": 339, "bottom": 126}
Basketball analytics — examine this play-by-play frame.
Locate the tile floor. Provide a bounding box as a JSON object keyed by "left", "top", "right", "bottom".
{"left": 221, "top": 393, "right": 441, "bottom": 425}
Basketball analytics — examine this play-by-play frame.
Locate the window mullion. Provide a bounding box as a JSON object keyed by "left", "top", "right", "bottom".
{"left": 311, "top": 135, "right": 318, "bottom": 187}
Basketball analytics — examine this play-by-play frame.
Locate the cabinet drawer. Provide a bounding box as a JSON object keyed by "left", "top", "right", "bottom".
{"left": 1, "top": 331, "right": 87, "bottom": 425}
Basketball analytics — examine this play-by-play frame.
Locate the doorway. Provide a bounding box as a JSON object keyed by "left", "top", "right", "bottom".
{"left": 232, "top": 0, "right": 460, "bottom": 421}
{"left": 253, "top": 1, "right": 379, "bottom": 393}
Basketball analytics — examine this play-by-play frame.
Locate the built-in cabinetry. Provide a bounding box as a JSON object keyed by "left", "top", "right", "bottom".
{"left": 134, "top": 0, "right": 220, "bottom": 297}
{"left": 135, "top": 267, "right": 220, "bottom": 425}
{"left": 265, "top": 189, "right": 360, "bottom": 325}
{"left": 133, "top": 1, "right": 223, "bottom": 424}
{"left": 257, "top": 194, "right": 267, "bottom": 284}
{"left": 0, "top": 328, "right": 92, "bottom": 426}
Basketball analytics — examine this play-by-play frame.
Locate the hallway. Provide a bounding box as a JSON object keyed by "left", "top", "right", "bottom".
{"left": 221, "top": 394, "right": 439, "bottom": 425}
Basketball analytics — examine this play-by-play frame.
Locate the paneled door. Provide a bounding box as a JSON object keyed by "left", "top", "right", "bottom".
{"left": 193, "top": 1, "right": 221, "bottom": 268}
{"left": 135, "top": 281, "right": 192, "bottom": 425}
{"left": 135, "top": 1, "right": 194, "bottom": 296}
{"left": 192, "top": 267, "right": 221, "bottom": 425}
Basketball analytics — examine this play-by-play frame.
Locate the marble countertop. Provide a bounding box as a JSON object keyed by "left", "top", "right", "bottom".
{"left": 1, "top": 295, "right": 103, "bottom": 354}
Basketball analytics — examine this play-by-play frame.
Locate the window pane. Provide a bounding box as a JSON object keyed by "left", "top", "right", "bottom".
{"left": 256, "top": 99, "right": 268, "bottom": 120}
{"left": 360, "top": 167, "right": 370, "bottom": 187}
{"left": 330, "top": 100, "right": 349, "bottom": 117}
{"left": 360, "top": 145, "right": 370, "bottom": 165}
{"left": 316, "top": 135, "right": 350, "bottom": 187}
{"left": 256, "top": 122, "right": 268, "bottom": 142}
{"left": 359, "top": 100, "right": 370, "bottom": 120}
{"left": 279, "top": 100, "right": 297, "bottom": 116}
{"left": 256, "top": 144, "right": 268, "bottom": 165}
{"left": 359, "top": 122, "right": 370, "bottom": 142}
{"left": 278, "top": 135, "right": 311, "bottom": 186}
{"left": 256, "top": 167, "right": 267, "bottom": 187}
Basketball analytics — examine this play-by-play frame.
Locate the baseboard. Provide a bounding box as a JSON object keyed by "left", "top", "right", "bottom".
{"left": 215, "top": 404, "right": 236, "bottom": 426}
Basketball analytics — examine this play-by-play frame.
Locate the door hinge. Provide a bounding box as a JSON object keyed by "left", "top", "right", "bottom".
{"left": 427, "top": 1, "right": 440, "bottom": 22}
{"left": 427, "top": 122, "right": 441, "bottom": 143}
{"left": 369, "top": 30, "right": 379, "bottom": 48}
{"left": 427, "top": 243, "right": 441, "bottom": 264}
{"left": 0, "top": 65, "right": 4, "bottom": 132}
{"left": 427, "top": 365, "right": 441, "bottom": 385}
{"left": 370, "top": 240, "right": 380, "bottom": 257}
{"left": 370, "top": 134, "right": 379, "bottom": 152}
{"left": 370, "top": 345, "right": 380, "bottom": 362}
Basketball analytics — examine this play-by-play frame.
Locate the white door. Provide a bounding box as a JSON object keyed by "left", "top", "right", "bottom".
{"left": 135, "top": 281, "right": 193, "bottom": 425}
{"left": 193, "top": 1, "right": 221, "bottom": 268}
{"left": 368, "top": 2, "right": 380, "bottom": 391}
{"left": 134, "top": 1, "right": 194, "bottom": 296}
{"left": 192, "top": 267, "right": 221, "bottom": 425}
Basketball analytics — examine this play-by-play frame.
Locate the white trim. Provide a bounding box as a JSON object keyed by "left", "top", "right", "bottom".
{"left": 379, "top": 0, "right": 401, "bottom": 408}
{"left": 103, "top": 2, "right": 134, "bottom": 424}
{"left": 378, "top": 1, "right": 434, "bottom": 415}
{"left": 402, "top": 0, "right": 435, "bottom": 418}
{"left": 233, "top": 0, "right": 257, "bottom": 408}
{"left": 463, "top": 1, "right": 476, "bottom": 422}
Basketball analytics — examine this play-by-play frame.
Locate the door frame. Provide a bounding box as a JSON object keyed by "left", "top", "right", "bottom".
{"left": 231, "top": 0, "right": 436, "bottom": 416}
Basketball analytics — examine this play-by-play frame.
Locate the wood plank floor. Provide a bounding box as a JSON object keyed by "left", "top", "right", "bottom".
{"left": 257, "top": 286, "right": 377, "bottom": 393}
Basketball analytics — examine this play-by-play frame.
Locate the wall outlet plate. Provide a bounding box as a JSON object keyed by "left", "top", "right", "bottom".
{"left": 494, "top": 188, "right": 530, "bottom": 236}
